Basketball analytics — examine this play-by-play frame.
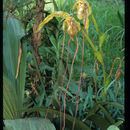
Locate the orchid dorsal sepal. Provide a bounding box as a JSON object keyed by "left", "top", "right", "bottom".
{"left": 72, "top": 0, "right": 92, "bottom": 19}
{"left": 72, "top": 0, "right": 92, "bottom": 34}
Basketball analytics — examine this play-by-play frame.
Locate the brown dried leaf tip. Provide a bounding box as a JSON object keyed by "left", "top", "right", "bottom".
{"left": 15, "top": 41, "right": 22, "bottom": 79}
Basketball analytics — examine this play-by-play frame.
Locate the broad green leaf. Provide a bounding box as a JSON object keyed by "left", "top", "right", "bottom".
{"left": 4, "top": 118, "right": 56, "bottom": 130}
{"left": 3, "top": 14, "right": 25, "bottom": 80}
{"left": 107, "top": 125, "right": 120, "bottom": 130}
{"left": 3, "top": 76, "right": 19, "bottom": 119}
{"left": 3, "top": 12, "right": 27, "bottom": 119}
{"left": 99, "top": 34, "right": 106, "bottom": 50}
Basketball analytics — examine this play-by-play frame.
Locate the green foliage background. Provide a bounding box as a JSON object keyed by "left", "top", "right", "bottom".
{"left": 3, "top": 0, "right": 124, "bottom": 129}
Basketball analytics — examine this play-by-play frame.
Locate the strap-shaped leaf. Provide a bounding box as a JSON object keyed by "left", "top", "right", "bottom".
{"left": 86, "top": 102, "right": 124, "bottom": 119}
{"left": 91, "top": 15, "right": 100, "bottom": 35}
{"left": 3, "top": 76, "right": 19, "bottom": 119}
{"left": 82, "top": 30, "right": 104, "bottom": 65}
{"left": 82, "top": 30, "right": 97, "bottom": 52}
{"left": 94, "top": 51, "right": 104, "bottom": 65}
{"left": 87, "top": 114, "right": 111, "bottom": 129}
{"left": 99, "top": 34, "right": 106, "bottom": 51}
{"left": 18, "top": 107, "right": 91, "bottom": 130}
{"left": 99, "top": 105, "right": 115, "bottom": 124}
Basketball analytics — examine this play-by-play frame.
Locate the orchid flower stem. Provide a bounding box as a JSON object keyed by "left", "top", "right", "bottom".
{"left": 72, "top": 6, "right": 87, "bottom": 129}
{"left": 59, "top": 35, "right": 71, "bottom": 130}
{"left": 62, "top": 36, "right": 78, "bottom": 130}
{"left": 72, "top": 36, "right": 84, "bottom": 130}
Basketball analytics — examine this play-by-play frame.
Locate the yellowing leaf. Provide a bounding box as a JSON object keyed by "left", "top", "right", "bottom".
{"left": 82, "top": 30, "right": 97, "bottom": 52}
{"left": 105, "top": 76, "right": 111, "bottom": 88}
{"left": 102, "top": 77, "right": 113, "bottom": 99}
{"left": 99, "top": 34, "right": 106, "bottom": 50}
{"left": 91, "top": 15, "right": 99, "bottom": 35}
{"left": 53, "top": 11, "right": 70, "bottom": 19}
{"left": 82, "top": 31, "right": 104, "bottom": 65}
{"left": 94, "top": 51, "right": 104, "bottom": 65}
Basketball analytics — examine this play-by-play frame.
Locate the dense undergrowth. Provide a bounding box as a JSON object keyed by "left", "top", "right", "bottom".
{"left": 3, "top": 0, "right": 124, "bottom": 130}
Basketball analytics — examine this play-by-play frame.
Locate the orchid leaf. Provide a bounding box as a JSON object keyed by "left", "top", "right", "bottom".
{"left": 18, "top": 107, "right": 91, "bottom": 130}
{"left": 94, "top": 51, "right": 104, "bottom": 65}
{"left": 82, "top": 30, "right": 97, "bottom": 52}
{"left": 91, "top": 15, "right": 100, "bottom": 35}
{"left": 3, "top": 12, "right": 27, "bottom": 120}
{"left": 87, "top": 114, "right": 111, "bottom": 129}
{"left": 99, "top": 34, "right": 106, "bottom": 51}
{"left": 36, "top": 11, "right": 70, "bottom": 32}
{"left": 4, "top": 118, "right": 56, "bottom": 130}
